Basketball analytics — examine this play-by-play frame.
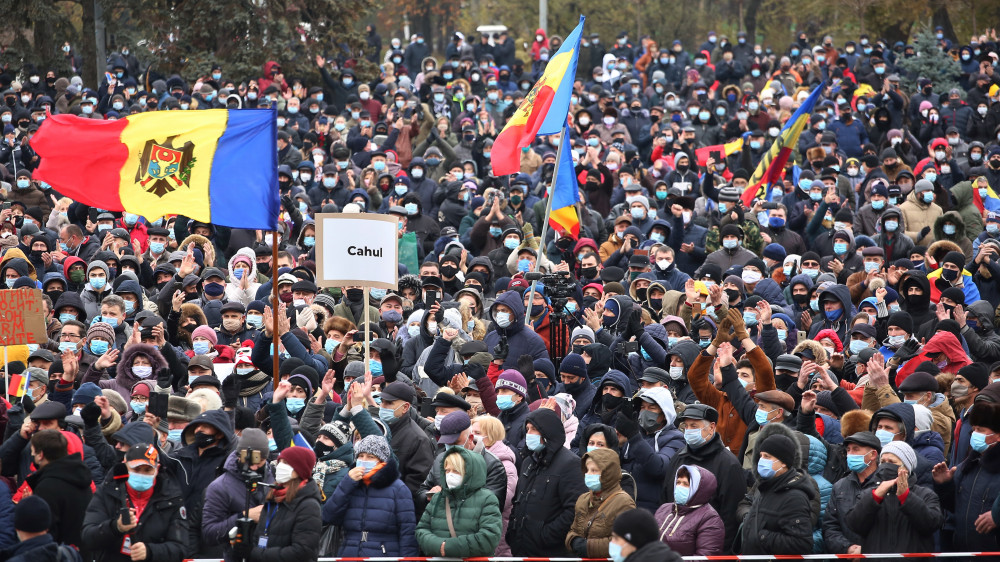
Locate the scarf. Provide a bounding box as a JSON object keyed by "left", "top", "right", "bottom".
{"left": 361, "top": 461, "right": 386, "bottom": 485}
{"left": 240, "top": 370, "right": 271, "bottom": 397}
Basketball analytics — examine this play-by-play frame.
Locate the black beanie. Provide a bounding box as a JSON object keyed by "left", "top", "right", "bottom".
{"left": 942, "top": 251, "right": 966, "bottom": 270}
{"left": 959, "top": 363, "right": 990, "bottom": 390}
{"left": 940, "top": 286, "right": 967, "bottom": 306}
{"left": 887, "top": 311, "right": 914, "bottom": 334}
{"left": 15, "top": 495, "right": 51, "bottom": 533}
{"left": 758, "top": 433, "right": 797, "bottom": 469}
{"left": 612, "top": 508, "right": 660, "bottom": 549}
{"left": 800, "top": 251, "right": 821, "bottom": 264}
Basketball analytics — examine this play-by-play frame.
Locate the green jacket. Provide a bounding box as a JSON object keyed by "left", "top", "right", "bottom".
{"left": 415, "top": 446, "right": 503, "bottom": 557}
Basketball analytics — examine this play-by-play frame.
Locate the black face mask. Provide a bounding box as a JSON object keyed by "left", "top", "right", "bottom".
{"left": 564, "top": 378, "right": 587, "bottom": 394}
{"left": 635, "top": 287, "right": 648, "bottom": 301}
{"left": 602, "top": 393, "right": 624, "bottom": 410}
{"left": 257, "top": 262, "right": 271, "bottom": 276}
{"left": 649, "top": 298, "right": 662, "bottom": 310}
{"left": 193, "top": 432, "right": 218, "bottom": 448}
{"left": 313, "top": 442, "right": 333, "bottom": 458}
{"left": 580, "top": 266, "right": 598, "bottom": 279}
{"left": 905, "top": 293, "right": 924, "bottom": 307}
{"left": 725, "top": 288, "right": 741, "bottom": 303}
{"left": 346, "top": 288, "right": 364, "bottom": 301}
{"left": 46, "top": 289, "right": 64, "bottom": 304}
{"left": 441, "top": 265, "right": 459, "bottom": 278}
{"left": 792, "top": 293, "right": 809, "bottom": 305}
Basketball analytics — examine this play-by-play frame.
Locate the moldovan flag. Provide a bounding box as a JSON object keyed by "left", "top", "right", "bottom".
{"left": 7, "top": 373, "right": 28, "bottom": 398}
{"left": 741, "top": 82, "right": 825, "bottom": 206}
{"left": 491, "top": 17, "right": 585, "bottom": 175}
{"left": 32, "top": 109, "right": 279, "bottom": 229}
{"left": 694, "top": 137, "right": 744, "bottom": 167}
{"left": 548, "top": 123, "right": 581, "bottom": 239}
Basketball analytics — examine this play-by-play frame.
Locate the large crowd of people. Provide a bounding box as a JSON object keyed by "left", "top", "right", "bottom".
{"left": 0, "top": 21, "right": 999, "bottom": 562}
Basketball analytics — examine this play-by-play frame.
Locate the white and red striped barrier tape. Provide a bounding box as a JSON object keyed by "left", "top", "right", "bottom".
{"left": 186, "top": 554, "right": 1000, "bottom": 561}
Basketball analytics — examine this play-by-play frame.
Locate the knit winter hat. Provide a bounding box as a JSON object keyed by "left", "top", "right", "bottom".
{"left": 495, "top": 369, "right": 527, "bottom": 399}
{"left": 15, "top": 495, "right": 51, "bottom": 533}
{"left": 612, "top": 508, "right": 660, "bottom": 549}
{"left": 277, "top": 446, "right": 317, "bottom": 481}
{"left": 319, "top": 421, "right": 351, "bottom": 449}
{"left": 758, "top": 433, "right": 797, "bottom": 468}
{"left": 559, "top": 353, "right": 588, "bottom": 379}
{"left": 571, "top": 325, "right": 595, "bottom": 343}
{"left": 192, "top": 325, "right": 218, "bottom": 345}
{"left": 355, "top": 435, "right": 391, "bottom": 462}
{"left": 87, "top": 322, "right": 116, "bottom": 344}
{"left": 238, "top": 428, "right": 270, "bottom": 455}
{"left": 880, "top": 441, "right": 917, "bottom": 472}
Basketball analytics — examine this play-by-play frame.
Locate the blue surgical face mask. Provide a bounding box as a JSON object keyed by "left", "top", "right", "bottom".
{"left": 517, "top": 258, "right": 532, "bottom": 272}
{"left": 128, "top": 472, "right": 155, "bottom": 491}
{"left": 90, "top": 340, "right": 110, "bottom": 355}
{"left": 885, "top": 220, "right": 899, "bottom": 232}
{"left": 378, "top": 406, "right": 398, "bottom": 423}
{"left": 286, "top": 397, "right": 305, "bottom": 413}
{"left": 90, "top": 277, "right": 106, "bottom": 290}
{"left": 268, "top": 438, "right": 278, "bottom": 452}
{"left": 743, "top": 310, "right": 758, "bottom": 326}
{"left": 584, "top": 473, "right": 602, "bottom": 491}
{"left": 674, "top": 484, "right": 690, "bottom": 505}
{"left": 875, "top": 429, "right": 897, "bottom": 447}
{"left": 833, "top": 242, "right": 848, "bottom": 254}
{"left": 849, "top": 339, "right": 869, "bottom": 354}
{"left": 846, "top": 453, "right": 870, "bottom": 473}
{"left": 825, "top": 308, "right": 843, "bottom": 321}
{"left": 683, "top": 428, "right": 705, "bottom": 447}
{"left": 722, "top": 238, "right": 738, "bottom": 250}
{"left": 192, "top": 341, "right": 211, "bottom": 355}
{"left": 810, "top": 298, "right": 819, "bottom": 311}
{"left": 699, "top": 338, "right": 711, "bottom": 348}
{"left": 943, "top": 224, "right": 956, "bottom": 235}
{"left": 755, "top": 408, "right": 771, "bottom": 425}
{"left": 923, "top": 190, "right": 935, "bottom": 203}
{"left": 757, "top": 457, "right": 776, "bottom": 478}
{"left": 356, "top": 459, "right": 378, "bottom": 471}
{"left": 369, "top": 359, "right": 383, "bottom": 375}
{"left": 776, "top": 329, "right": 787, "bottom": 341}
{"left": 609, "top": 542, "right": 625, "bottom": 562}
{"left": 58, "top": 341, "right": 77, "bottom": 353}
{"left": 130, "top": 400, "right": 147, "bottom": 415}
{"left": 971, "top": 431, "right": 994, "bottom": 453}
{"left": 168, "top": 429, "right": 184, "bottom": 442}
{"left": 526, "top": 433, "right": 544, "bottom": 451}
{"left": 496, "top": 395, "right": 516, "bottom": 410}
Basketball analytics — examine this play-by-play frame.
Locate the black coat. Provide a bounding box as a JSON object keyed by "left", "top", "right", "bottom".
{"left": 248, "top": 480, "right": 323, "bottom": 562}
{"left": 25, "top": 453, "right": 94, "bottom": 547}
{"left": 2, "top": 534, "right": 81, "bottom": 562}
{"left": 625, "top": 540, "right": 684, "bottom": 562}
{"left": 739, "top": 468, "right": 815, "bottom": 554}
{"left": 384, "top": 410, "right": 436, "bottom": 506}
{"left": 81, "top": 471, "right": 189, "bottom": 562}
{"left": 844, "top": 466, "right": 943, "bottom": 553}
{"left": 506, "top": 408, "right": 587, "bottom": 556}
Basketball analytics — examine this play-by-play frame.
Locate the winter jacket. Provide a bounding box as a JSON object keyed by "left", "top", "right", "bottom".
{"left": 871, "top": 206, "right": 916, "bottom": 261}
{"left": 960, "top": 299, "right": 1000, "bottom": 363}
{"left": 507, "top": 408, "right": 588, "bottom": 556}
{"left": 25, "top": 452, "right": 94, "bottom": 547}
{"left": 173, "top": 409, "right": 236, "bottom": 556}
{"left": 807, "top": 284, "right": 854, "bottom": 345}
{"left": 247, "top": 480, "right": 323, "bottom": 562}
{"left": 2, "top": 534, "right": 81, "bottom": 562}
{"left": 899, "top": 189, "right": 943, "bottom": 246}
{"left": 662, "top": 431, "right": 747, "bottom": 553}
{"left": 484, "top": 291, "right": 549, "bottom": 369}
{"left": 933, "top": 210, "right": 974, "bottom": 258}
{"left": 383, "top": 407, "right": 436, "bottom": 504}
{"left": 202, "top": 451, "right": 275, "bottom": 558}
{"left": 654, "top": 465, "right": 725, "bottom": 556}
{"left": 805, "top": 435, "right": 833, "bottom": 552}
{"left": 738, "top": 466, "right": 815, "bottom": 554}
{"left": 418, "top": 445, "right": 508, "bottom": 511}
{"left": 620, "top": 386, "right": 684, "bottom": 513}
{"left": 566, "top": 448, "right": 636, "bottom": 557}
{"left": 82, "top": 343, "right": 167, "bottom": 408}
{"left": 935, "top": 439, "right": 1000, "bottom": 552}
{"left": 845, "top": 464, "right": 943, "bottom": 553}
{"left": 415, "top": 447, "right": 503, "bottom": 557}
{"left": 822, "top": 469, "right": 880, "bottom": 553}
{"left": 81, "top": 471, "right": 189, "bottom": 562}
{"left": 622, "top": 539, "right": 684, "bottom": 562}
{"left": 322, "top": 456, "right": 419, "bottom": 556}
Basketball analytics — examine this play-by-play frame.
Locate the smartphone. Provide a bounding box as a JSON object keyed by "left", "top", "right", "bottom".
{"left": 1, "top": 202, "right": 10, "bottom": 211}
{"left": 120, "top": 505, "right": 132, "bottom": 526}
{"left": 403, "top": 108, "right": 413, "bottom": 119}
{"left": 419, "top": 396, "right": 435, "bottom": 418}
{"left": 425, "top": 290, "right": 440, "bottom": 309}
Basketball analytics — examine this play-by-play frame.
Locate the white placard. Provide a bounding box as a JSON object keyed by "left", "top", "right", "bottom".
{"left": 315, "top": 213, "right": 399, "bottom": 289}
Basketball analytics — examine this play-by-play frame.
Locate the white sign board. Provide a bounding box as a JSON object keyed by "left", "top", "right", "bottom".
{"left": 315, "top": 213, "right": 399, "bottom": 289}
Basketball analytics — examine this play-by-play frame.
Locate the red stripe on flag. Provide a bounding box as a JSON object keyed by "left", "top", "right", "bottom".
{"left": 491, "top": 86, "right": 556, "bottom": 175}
{"left": 741, "top": 146, "right": 794, "bottom": 207}
{"left": 32, "top": 114, "right": 130, "bottom": 211}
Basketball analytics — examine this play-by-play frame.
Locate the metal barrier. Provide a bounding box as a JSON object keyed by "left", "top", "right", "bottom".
{"left": 186, "top": 554, "right": 1000, "bottom": 561}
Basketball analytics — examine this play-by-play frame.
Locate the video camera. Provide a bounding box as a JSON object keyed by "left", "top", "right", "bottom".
{"left": 524, "top": 271, "right": 577, "bottom": 316}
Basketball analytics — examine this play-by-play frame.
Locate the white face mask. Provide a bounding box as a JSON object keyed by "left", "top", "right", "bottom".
{"left": 274, "top": 462, "right": 295, "bottom": 483}
{"left": 445, "top": 472, "right": 463, "bottom": 489}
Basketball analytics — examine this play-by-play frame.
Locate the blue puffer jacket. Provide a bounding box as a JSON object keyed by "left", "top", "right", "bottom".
{"left": 806, "top": 435, "right": 832, "bottom": 553}
{"left": 484, "top": 291, "right": 549, "bottom": 370}
{"left": 322, "top": 456, "right": 419, "bottom": 556}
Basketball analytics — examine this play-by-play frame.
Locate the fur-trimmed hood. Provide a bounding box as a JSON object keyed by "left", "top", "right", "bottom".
{"left": 792, "top": 339, "right": 828, "bottom": 365}
{"left": 751, "top": 420, "right": 806, "bottom": 471}
{"left": 116, "top": 343, "right": 168, "bottom": 387}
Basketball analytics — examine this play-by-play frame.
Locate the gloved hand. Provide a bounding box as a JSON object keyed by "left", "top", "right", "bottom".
{"left": 571, "top": 537, "right": 588, "bottom": 557}
{"left": 156, "top": 366, "right": 172, "bottom": 391}
{"left": 517, "top": 354, "right": 536, "bottom": 384}
{"left": 221, "top": 375, "right": 240, "bottom": 409}
{"left": 627, "top": 305, "right": 644, "bottom": 339}
{"left": 81, "top": 402, "right": 102, "bottom": 427}
{"left": 280, "top": 194, "right": 294, "bottom": 211}
{"left": 614, "top": 412, "right": 640, "bottom": 440}
{"left": 894, "top": 338, "right": 922, "bottom": 363}
{"left": 20, "top": 393, "right": 35, "bottom": 415}
{"left": 295, "top": 306, "right": 317, "bottom": 332}
{"left": 712, "top": 316, "right": 733, "bottom": 348}
{"left": 728, "top": 308, "right": 749, "bottom": 341}
{"left": 919, "top": 226, "right": 931, "bottom": 240}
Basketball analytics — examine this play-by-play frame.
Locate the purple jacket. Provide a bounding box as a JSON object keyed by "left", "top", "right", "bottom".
{"left": 654, "top": 465, "right": 726, "bottom": 556}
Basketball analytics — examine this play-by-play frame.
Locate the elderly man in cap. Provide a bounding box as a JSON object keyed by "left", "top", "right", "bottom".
{"left": 418, "top": 410, "right": 508, "bottom": 509}
{"left": 822, "top": 430, "right": 883, "bottom": 555}
{"left": 378, "top": 381, "right": 436, "bottom": 508}
{"left": 871, "top": 371, "right": 956, "bottom": 454}
{"left": 663, "top": 403, "right": 746, "bottom": 552}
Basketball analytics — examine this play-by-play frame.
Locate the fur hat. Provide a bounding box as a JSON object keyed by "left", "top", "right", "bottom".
{"left": 840, "top": 409, "right": 874, "bottom": 438}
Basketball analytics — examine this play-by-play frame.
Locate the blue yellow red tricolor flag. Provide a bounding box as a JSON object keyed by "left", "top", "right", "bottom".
{"left": 548, "top": 123, "right": 581, "bottom": 239}
{"left": 491, "top": 17, "right": 585, "bottom": 175}
{"left": 32, "top": 109, "right": 279, "bottom": 229}
{"left": 973, "top": 182, "right": 1000, "bottom": 214}
{"left": 741, "top": 82, "right": 825, "bottom": 207}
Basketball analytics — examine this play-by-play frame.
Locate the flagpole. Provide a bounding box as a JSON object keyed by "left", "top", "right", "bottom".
{"left": 272, "top": 230, "right": 280, "bottom": 388}
{"left": 524, "top": 127, "right": 569, "bottom": 325}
